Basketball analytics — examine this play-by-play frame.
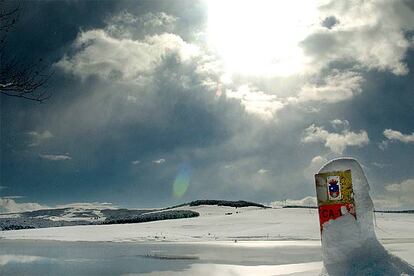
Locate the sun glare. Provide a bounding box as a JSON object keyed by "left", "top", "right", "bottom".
{"left": 207, "top": 0, "right": 319, "bottom": 77}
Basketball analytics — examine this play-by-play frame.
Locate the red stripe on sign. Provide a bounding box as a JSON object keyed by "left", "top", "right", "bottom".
{"left": 318, "top": 203, "right": 356, "bottom": 232}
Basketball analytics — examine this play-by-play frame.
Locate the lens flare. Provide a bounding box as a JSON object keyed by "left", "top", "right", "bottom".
{"left": 173, "top": 163, "right": 191, "bottom": 198}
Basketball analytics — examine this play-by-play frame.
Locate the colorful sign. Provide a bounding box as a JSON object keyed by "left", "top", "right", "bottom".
{"left": 315, "top": 170, "right": 356, "bottom": 232}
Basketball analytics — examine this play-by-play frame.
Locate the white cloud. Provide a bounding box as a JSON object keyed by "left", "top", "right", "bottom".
{"left": 291, "top": 71, "right": 363, "bottom": 103}
{"left": 106, "top": 11, "right": 177, "bottom": 38}
{"left": 131, "top": 160, "right": 141, "bottom": 165}
{"left": 304, "top": 156, "right": 328, "bottom": 179}
{"left": 0, "top": 198, "right": 48, "bottom": 214}
{"left": 371, "top": 162, "right": 389, "bottom": 169}
{"left": 153, "top": 158, "right": 166, "bottom": 164}
{"left": 56, "top": 202, "right": 117, "bottom": 210}
{"left": 127, "top": 95, "right": 138, "bottom": 103}
{"left": 271, "top": 196, "right": 317, "bottom": 208}
{"left": 302, "top": 0, "right": 414, "bottom": 75}
{"left": 1, "top": 196, "right": 24, "bottom": 199}
{"left": 113, "top": 11, "right": 176, "bottom": 28}
{"left": 57, "top": 29, "right": 199, "bottom": 81}
{"left": 226, "top": 85, "right": 285, "bottom": 121}
{"left": 374, "top": 179, "right": 414, "bottom": 210}
{"left": 302, "top": 122, "right": 369, "bottom": 154}
{"left": 140, "top": 12, "right": 177, "bottom": 28}
{"left": 257, "top": 169, "right": 268, "bottom": 174}
{"left": 0, "top": 198, "right": 118, "bottom": 214}
{"left": 39, "top": 154, "right": 72, "bottom": 161}
{"left": 385, "top": 179, "right": 414, "bottom": 193}
{"left": 378, "top": 140, "right": 388, "bottom": 151}
{"left": 383, "top": 129, "right": 414, "bottom": 144}
{"left": 331, "top": 119, "right": 350, "bottom": 129}
{"left": 380, "top": 129, "right": 414, "bottom": 149}
{"left": 107, "top": 10, "right": 140, "bottom": 26}
{"left": 27, "top": 130, "right": 54, "bottom": 147}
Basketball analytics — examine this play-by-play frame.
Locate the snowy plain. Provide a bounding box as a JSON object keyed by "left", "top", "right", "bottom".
{"left": 1, "top": 206, "right": 413, "bottom": 275}
{"left": 1, "top": 206, "right": 413, "bottom": 243}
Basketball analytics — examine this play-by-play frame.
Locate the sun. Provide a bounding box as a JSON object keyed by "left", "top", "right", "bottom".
{"left": 207, "top": 0, "right": 319, "bottom": 77}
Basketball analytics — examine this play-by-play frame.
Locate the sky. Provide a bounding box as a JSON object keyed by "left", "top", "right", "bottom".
{"left": 1, "top": 0, "right": 414, "bottom": 211}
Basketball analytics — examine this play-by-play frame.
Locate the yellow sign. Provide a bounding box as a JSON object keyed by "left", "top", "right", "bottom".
{"left": 315, "top": 169, "right": 356, "bottom": 231}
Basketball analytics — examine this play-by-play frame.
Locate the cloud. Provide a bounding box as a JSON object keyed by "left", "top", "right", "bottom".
{"left": 57, "top": 29, "right": 199, "bottom": 81}
{"left": 126, "top": 95, "right": 138, "bottom": 103}
{"left": 39, "top": 154, "right": 72, "bottom": 161}
{"left": 301, "top": 0, "right": 414, "bottom": 75}
{"left": 121, "top": 11, "right": 176, "bottom": 27}
{"left": 302, "top": 121, "right": 369, "bottom": 154}
{"left": 385, "top": 179, "right": 414, "bottom": 193}
{"left": 1, "top": 196, "right": 25, "bottom": 199}
{"left": 139, "top": 12, "right": 177, "bottom": 28}
{"left": 131, "top": 160, "right": 141, "bottom": 165}
{"left": 378, "top": 140, "right": 389, "bottom": 151}
{"left": 0, "top": 198, "right": 48, "bottom": 214}
{"left": 0, "top": 198, "right": 117, "bottom": 214}
{"left": 271, "top": 196, "right": 317, "bottom": 208}
{"left": 55, "top": 202, "right": 117, "bottom": 210}
{"left": 331, "top": 119, "right": 350, "bottom": 129}
{"left": 257, "top": 169, "right": 268, "bottom": 174}
{"left": 290, "top": 71, "right": 363, "bottom": 103}
{"left": 27, "top": 130, "right": 54, "bottom": 147}
{"left": 371, "top": 162, "right": 389, "bottom": 169}
{"left": 153, "top": 158, "right": 166, "bottom": 164}
{"left": 4, "top": 2, "right": 413, "bottom": 208}
{"left": 374, "top": 179, "right": 414, "bottom": 210}
{"left": 304, "top": 156, "right": 328, "bottom": 179}
{"left": 106, "top": 11, "right": 177, "bottom": 38}
{"left": 380, "top": 129, "right": 414, "bottom": 149}
{"left": 226, "top": 85, "right": 284, "bottom": 121}
{"left": 383, "top": 129, "right": 414, "bottom": 144}
{"left": 321, "top": 16, "right": 339, "bottom": 29}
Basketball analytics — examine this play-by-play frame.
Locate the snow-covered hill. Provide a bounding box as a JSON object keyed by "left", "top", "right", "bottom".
{"left": 0, "top": 200, "right": 266, "bottom": 231}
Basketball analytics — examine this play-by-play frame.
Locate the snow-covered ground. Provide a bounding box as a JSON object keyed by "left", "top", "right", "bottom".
{"left": 1, "top": 206, "right": 413, "bottom": 275}
{"left": 1, "top": 206, "right": 413, "bottom": 244}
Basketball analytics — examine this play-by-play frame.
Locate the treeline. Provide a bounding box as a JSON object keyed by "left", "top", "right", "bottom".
{"left": 1, "top": 225, "right": 35, "bottom": 231}
{"left": 374, "top": 210, "right": 414, "bottom": 214}
{"left": 0, "top": 217, "right": 91, "bottom": 231}
{"left": 188, "top": 200, "right": 267, "bottom": 208}
{"left": 103, "top": 210, "right": 199, "bottom": 224}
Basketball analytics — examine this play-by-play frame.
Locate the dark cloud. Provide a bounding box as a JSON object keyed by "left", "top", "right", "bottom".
{"left": 1, "top": 0, "right": 414, "bottom": 209}
{"left": 321, "top": 16, "right": 339, "bottom": 29}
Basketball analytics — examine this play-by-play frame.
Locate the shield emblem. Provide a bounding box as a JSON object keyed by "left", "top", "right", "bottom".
{"left": 327, "top": 175, "right": 342, "bottom": 200}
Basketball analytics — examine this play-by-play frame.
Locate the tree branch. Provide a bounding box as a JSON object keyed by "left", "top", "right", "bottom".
{"left": 0, "top": 2, "right": 53, "bottom": 102}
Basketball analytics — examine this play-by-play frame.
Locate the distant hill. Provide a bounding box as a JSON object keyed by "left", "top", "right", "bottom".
{"left": 0, "top": 199, "right": 268, "bottom": 231}
{"left": 170, "top": 199, "right": 268, "bottom": 209}
{"left": 189, "top": 200, "right": 267, "bottom": 208}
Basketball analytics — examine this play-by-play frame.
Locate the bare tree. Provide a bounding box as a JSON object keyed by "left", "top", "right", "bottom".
{"left": 0, "top": 2, "right": 53, "bottom": 102}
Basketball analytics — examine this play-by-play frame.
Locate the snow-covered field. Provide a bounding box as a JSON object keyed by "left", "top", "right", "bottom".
{"left": 1, "top": 206, "right": 413, "bottom": 243}
{"left": 1, "top": 206, "right": 413, "bottom": 275}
